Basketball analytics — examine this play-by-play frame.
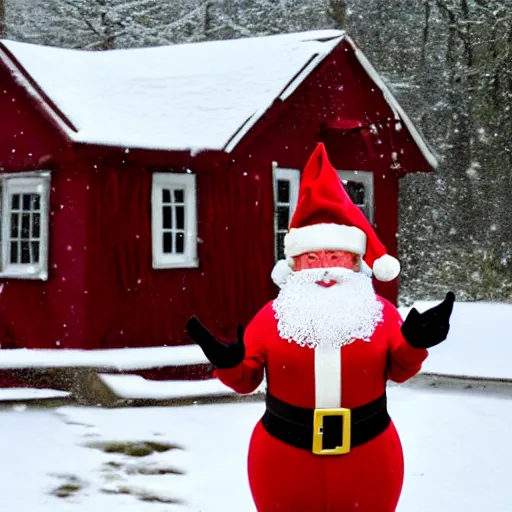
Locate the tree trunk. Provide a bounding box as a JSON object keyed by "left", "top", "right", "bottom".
{"left": 328, "top": 0, "right": 347, "bottom": 29}
{"left": 0, "top": 0, "right": 5, "bottom": 38}
{"left": 421, "top": 0, "right": 430, "bottom": 66}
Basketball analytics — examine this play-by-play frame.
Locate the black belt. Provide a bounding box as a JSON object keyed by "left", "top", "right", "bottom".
{"left": 262, "top": 393, "right": 390, "bottom": 455}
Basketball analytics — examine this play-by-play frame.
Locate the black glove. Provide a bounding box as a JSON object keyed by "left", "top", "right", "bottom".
{"left": 401, "top": 292, "right": 455, "bottom": 349}
{"left": 186, "top": 316, "right": 245, "bottom": 369}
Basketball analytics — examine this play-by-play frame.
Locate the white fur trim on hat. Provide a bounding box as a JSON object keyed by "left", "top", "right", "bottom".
{"left": 284, "top": 223, "right": 366, "bottom": 258}
{"left": 271, "top": 259, "right": 293, "bottom": 287}
{"left": 372, "top": 254, "right": 400, "bottom": 282}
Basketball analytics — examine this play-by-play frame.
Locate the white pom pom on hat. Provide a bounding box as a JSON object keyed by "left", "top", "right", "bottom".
{"left": 372, "top": 254, "right": 401, "bottom": 282}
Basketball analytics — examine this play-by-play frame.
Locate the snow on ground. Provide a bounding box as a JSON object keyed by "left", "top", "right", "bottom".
{"left": 399, "top": 301, "right": 512, "bottom": 380}
{"left": 0, "top": 388, "right": 70, "bottom": 401}
{"left": 1, "top": 384, "right": 511, "bottom": 511}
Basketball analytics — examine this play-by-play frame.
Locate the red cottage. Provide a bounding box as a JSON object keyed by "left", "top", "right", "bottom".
{"left": 0, "top": 30, "right": 436, "bottom": 369}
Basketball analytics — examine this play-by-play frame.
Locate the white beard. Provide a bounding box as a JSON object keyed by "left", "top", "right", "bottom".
{"left": 272, "top": 267, "right": 383, "bottom": 349}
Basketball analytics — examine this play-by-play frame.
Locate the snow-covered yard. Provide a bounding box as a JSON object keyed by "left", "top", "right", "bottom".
{"left": 1, "top": 382, "right": 511, "bottom": 512}
{"left": 0, "top": 300, "right": 511, "bottom": 510}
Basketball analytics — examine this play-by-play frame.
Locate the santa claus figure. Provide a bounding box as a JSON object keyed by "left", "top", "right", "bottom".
{"left": 186, "top": 143, "right": 454, "bottom": 512}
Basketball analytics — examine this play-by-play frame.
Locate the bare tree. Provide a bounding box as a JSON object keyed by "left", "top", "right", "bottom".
{"left": 347, "top": 0, "right": 512, "bottom": 302}
{"left": 0, "top": 0, "right": 5, "bottom": 38}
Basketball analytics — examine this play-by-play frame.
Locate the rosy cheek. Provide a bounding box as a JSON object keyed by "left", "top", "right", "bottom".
{"left": 294, "top": 255, "right": 313, "bottom": 270}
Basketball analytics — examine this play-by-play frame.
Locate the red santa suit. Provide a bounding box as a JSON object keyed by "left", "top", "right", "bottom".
{"left": 215, "top": 144, "right": 429, "bottom": 512}
{"left": 216, "top": 295, "right": 426, "bottom": 512}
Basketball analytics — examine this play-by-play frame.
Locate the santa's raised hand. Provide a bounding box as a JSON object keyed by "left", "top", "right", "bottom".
{"left": 401, "top": 292, "right": 455, "bottom": 349}
{"left": 186, "top": 316, "right": 245, "bottom": 369}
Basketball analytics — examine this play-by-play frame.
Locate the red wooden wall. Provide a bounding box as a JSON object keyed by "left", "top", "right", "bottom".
{"left": 0, "top": 63, "right": 89, "bottom": 352}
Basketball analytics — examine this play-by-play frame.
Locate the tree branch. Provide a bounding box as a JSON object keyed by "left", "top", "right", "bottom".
{"left": 422, "top": 0, "right": 431, "bottom": 65}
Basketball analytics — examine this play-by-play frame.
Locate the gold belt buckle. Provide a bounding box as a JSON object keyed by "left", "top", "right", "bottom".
{"left": 312, "top": 408, "right": 351, "bottom": 455}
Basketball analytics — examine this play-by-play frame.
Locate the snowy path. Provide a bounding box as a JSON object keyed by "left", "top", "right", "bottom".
{"left": 0, "top": 384, "right": 511, "bottom": 511}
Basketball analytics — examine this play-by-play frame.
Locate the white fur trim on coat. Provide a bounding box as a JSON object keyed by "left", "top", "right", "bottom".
{"left": 372, "top": 254, "right": 400, "bottom": 282}
{"left": 284, "top": 223, "right": 366, "bottom": 258}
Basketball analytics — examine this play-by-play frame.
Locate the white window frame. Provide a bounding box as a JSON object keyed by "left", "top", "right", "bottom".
{"left": 272, "top": 164, "right": 300, "bottom": 261}
{"left": 151, "top": 172, "right": 198, "bottom": 269}
{"left": 0, "top": 172, "right": 50, "bottom": 280}
{"left": 337, "top": 170, "right": 374, "bottom": 223}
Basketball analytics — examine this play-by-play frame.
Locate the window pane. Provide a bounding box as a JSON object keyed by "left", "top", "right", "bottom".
{"left": 276, "top": 232, "right": 286, "bottom": 260}
{"left": 277, "top": 180, "right": 290, "bottom": 203}
{"left": 276, "top": 206, "right": 290, "bottom": 230}
{"left": 22, "top": 194, "right": 31, "bottom": 211}
{"left": 21, "top": 213, "right": 30, "bottom": 238}
{"left": 31, "top": 194, "right": 41, "bottom": 211}
{"left": 174, "top": 189, "right": 184, "bottom": 203}
{"left": 176, "top": 206, "right": 185, "bottom": 230}
{"left": 346, "top": 181, "right": 366, "bottom": 206}
{"left": 21, "top": 241, "right": 30, "bottom": 263}
{"left": 163, "top": 232, "right": 173, "bottom": 253}
{"left": 10, "top": 241, "right": 18, "bottom": 263}
{"left": 32, "top": 214, "right": 40, "bottom": 238}
{"left": 10, "top": 213, "right": 19, "bottom": 238}
{"left": 162, "top": 189, "right": 171, "bottom": 203}
{"left": 163, "top": 206, "right": 172, "bottom": 229}
{"left": 176, "top": 232, "right": 184, "bottom": 254}
{"left": 11, "top": 194, "right": 20, "bottom": 210}
{"left": 31, "top": 241, "right": 40, "bottom": 264}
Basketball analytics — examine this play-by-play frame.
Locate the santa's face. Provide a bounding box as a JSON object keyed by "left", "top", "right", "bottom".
{"left": 293, "top": 250, "right": 361, "bottom": 288}
{"left": 273, "top": 265, "right": 383, "bottom": 349}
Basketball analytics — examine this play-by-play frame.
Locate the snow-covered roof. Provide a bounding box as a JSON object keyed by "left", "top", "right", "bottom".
{"left": 0, "top": 30, "right": 437, "bottom": 167}
{"left": 0, "top": 30, "right": 341, "bottom": 152}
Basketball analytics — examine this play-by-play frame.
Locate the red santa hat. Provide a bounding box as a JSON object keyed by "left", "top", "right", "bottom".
{"left": 271, "top": 143, "right": 400, "bottom": 286}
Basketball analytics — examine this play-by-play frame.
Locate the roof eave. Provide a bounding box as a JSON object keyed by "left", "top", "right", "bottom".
{"left": 71, "top": 140, "right": 230, "bottom": 166}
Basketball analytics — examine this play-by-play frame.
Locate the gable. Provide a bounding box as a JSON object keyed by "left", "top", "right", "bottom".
{"left": 0, "top": 63, "right": 66, "bottom": 172}
{"left": 227, "top": 38, "right": 437, "bottom": 174}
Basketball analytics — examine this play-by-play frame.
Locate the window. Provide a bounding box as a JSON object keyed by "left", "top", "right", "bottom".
{"left": 338, "top": 170, "right": 374, "bottom": 223}
{"left": 151, "top": 172, "right": 198, "bottom": 269}
{"left": 273, "top": 166, "right": 299, "bottom": 261}
{"left": 0, "top": 174, "right": 50, "bottom": 280}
